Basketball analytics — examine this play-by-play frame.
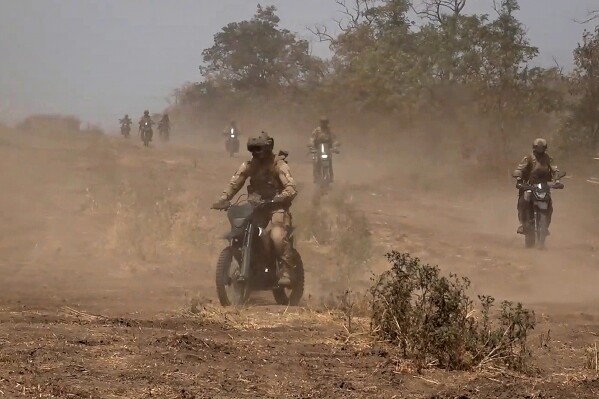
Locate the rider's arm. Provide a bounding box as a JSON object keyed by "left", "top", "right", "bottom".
{"left": 275, "top": 162, "right": 297, "bottom": 202}
{"left": 549, "top": 159, "right": 560, "bottom": 181}
{"left": 220, "top": 162, "right": 250, "bottom": 201}
{"left": 309, "top": 128, "right": 318, "bottom": 148}
{"left": 513, "top": 156, "right": 531, "bottom": 180}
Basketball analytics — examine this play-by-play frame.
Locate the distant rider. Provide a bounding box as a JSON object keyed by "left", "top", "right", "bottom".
{"left": 138, "top": 110, "right": 154, "bottom": 141}
{"left": 223, "top": 120, "right": 240, "bottom": 137}
{"left": 158, "top": 113, "right": 170, "bottom": 137}
{"left": 513, "top": 138, "right": 561, "bottom": 235}
{"left": 309, "top": 116, "right": 338, "bottom": 182}
{"left": 119, "top": 114, "right": 132, "bottom": 128}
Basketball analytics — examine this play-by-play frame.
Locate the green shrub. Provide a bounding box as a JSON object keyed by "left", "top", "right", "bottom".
{"left": 370, "top": 251, "right": 535, "bottom": 371}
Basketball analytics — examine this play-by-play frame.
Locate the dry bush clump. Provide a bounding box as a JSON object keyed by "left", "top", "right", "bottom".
{"left": 370, "top": 251, "right": 536, "bottom": 371}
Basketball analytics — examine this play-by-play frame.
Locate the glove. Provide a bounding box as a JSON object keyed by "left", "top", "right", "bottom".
{"left": 553, "top": 181, "right": 564, "bottom": 189}
{"left": 272, "top": 195, "right": 286, "bottom": 204}
{"left": 211, "top": 199, "right": 230, "bottom": 210}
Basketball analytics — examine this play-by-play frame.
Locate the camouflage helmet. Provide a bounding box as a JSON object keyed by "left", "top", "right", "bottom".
{"left": 144, "top": 110, "right": 149, "bottom": 116}
{"left": 319, "top": 116, "right": 329, "bottom": 125}
{"left": 247, "top": 131, "right": 274, "bottom": 153}
{"left": 532, "top": 138, "right": 547, "bottom": 153}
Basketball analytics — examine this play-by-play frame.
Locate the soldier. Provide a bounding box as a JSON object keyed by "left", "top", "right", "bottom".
{"left": 513, "top": 138, "right": 561, "bottom": 234}
{"left": 158, "top": 113, "right": 170, "bottom": 130}
{"left": 223, "top": 120, "right": 240, "bottom": 137}
{"left": 309, "top": 116, "right": 338, "bottom": 182}
{"left": 138, "top": 110, "right": 154, "bottom": 141}
{"left": 119, "top": 114, "right": 132, "bottom": 126}
{"left": 211, "top": 132, "right": 297, "bottom": 284}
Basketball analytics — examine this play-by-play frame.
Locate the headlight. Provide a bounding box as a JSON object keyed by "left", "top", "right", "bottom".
{"left": 321, "top": 154, "right": 329, "bottom": 159}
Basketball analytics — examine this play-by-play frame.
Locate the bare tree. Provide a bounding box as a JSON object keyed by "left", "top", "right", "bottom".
{"left": 412, "top": 0, "right": 466, "bottom": 25}
{"left": 575, "top": 9, "right": 599, "bottom": 24}
{"left": 308, "top": 0, "right": 376, "bottom": 43}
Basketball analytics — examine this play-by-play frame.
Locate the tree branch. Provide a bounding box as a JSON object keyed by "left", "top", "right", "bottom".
{"left": 307, "top": 24, "right": 337, "bottom": 43}
{"left": 412, "top": 0, "right": 467, "bottom": 25}
{"left": 574, "top": 10, "right": 599, "bottom": 24}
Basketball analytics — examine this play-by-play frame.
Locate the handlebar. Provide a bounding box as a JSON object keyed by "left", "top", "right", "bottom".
{"left": 517, "top": 181, "right": 564, "bottom": 191}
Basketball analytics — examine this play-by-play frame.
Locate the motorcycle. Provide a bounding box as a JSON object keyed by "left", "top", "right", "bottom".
{"left": 225, "top": 128, "right": 240, "bottom": 157}
{"left": 310, "top": 142, "right": 339, "bottom": 189}
{"left": 213, "top": 198, "right": 304, "bottom": 306}
{"left": 140, "top": 121, "right": 153, "bottom": 147}
{"left": 120, "top": 123, "right": 131, "bottom": 138}
{"left": 517, "top": 171, "right": 565, "bottom": 249}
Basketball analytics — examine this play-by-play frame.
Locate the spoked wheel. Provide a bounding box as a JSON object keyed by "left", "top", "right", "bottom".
{"left": 321, "top": 166, "right": 331, "bottom": 189}
{"left": 524, "top": 228, "right": 535, "bottom": 248}
{"left": 536, "top": 212, "right": 549, "bottom": 250}
{"left": 272, "top": 249, "right": 305, "bottom": 306}
{"left": 215, "top": 247, "right": 250, "bottom": 306}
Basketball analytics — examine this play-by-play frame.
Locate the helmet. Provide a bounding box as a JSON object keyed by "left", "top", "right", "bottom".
{"left": 247, "top": 132, "right": 274, "bottom": 158}
{"left": 125, "top": 114, "right": 129, "bottom": 118}
{"left": 532, "top": 138, "right": 547, "bottom": 154}
{"left": 144, "top": 110, "right": 149, "bottom": 116}
{"left": 319, "top": 116, "right": 329, "bottom": 125}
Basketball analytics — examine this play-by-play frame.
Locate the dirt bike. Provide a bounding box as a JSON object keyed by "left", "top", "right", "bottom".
{"left": 158, "top": 125, "right": 170, "bottom": 142}
{"left": 213, "top": 198, "right": 304, "bottom": 306}
{"left": 225, "top": 128, "right": 240, "bottom": 157}
{"left": 140, "top": 121, "right": 153, "bottom": 147}
{"left": 310, "top": 142, "right": 339, "bottom": 189}
{"left": 517, "top": 172, "right": 565, "bottom": 249}
{"left": 120, "top": 124, "right": 131, "bottom": 138}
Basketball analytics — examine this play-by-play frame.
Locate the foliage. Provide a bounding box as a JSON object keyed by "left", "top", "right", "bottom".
{"left": 562, "top": 26, "right": 599, "bottom": 152}
{"left": 370, "top": 251, "right": 536, "bottom": 371}
{"left": 169, "top": 0, "right": 595, "bottom": 161}
{"left": 200, "top": 5, "right": 323, "bottom": 92}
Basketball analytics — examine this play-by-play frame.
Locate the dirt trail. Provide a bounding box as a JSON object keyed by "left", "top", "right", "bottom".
{"left": 0, "top": 127, "right": 598, "bottom": 398}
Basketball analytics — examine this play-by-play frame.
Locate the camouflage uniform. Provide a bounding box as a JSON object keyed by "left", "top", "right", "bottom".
{"left": 219, "top": 154, "right": 297, "bottom": 266}
{"left": 514, "top": 152, "right": 560, "bottom": 228}
{"left": 310, "top": 126, "right": 337, "bottom": 182}
{"left": 139, "top": 114, "right": 154, "bottom": 140}
{"left": 119, "top": 115, "right": 132, "bottom": 126}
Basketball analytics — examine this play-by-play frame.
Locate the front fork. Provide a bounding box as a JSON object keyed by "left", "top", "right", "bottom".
{"left": 240, "top": 224, "right": 254, "bottom": 281}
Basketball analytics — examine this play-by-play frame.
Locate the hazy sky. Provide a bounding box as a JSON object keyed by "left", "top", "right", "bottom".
{"left": 0, "top": 0, "right": 597, "bottom": 128}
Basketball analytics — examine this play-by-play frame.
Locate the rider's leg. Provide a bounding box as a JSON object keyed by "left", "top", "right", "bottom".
{"left": 546, "top": 198, "right": 553, "bottom": 234}
{"left": 268, "top": 211, "right": 294, "bottom": 283}
{"left": 517, "top": 193, "right": 527, "bottom": 234}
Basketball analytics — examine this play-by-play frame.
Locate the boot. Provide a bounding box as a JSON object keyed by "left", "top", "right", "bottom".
{"left": 277, "top": 257, "right": 295, "bottom": 286}
{"left": 517, "top": 225, "right": 524, "bottom": 235}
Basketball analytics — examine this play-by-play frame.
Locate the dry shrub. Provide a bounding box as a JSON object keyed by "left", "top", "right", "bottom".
{"left": 370, "top": 251, "right": 536, "bottom": 371}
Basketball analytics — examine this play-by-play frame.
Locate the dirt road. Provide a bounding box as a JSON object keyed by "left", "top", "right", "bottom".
{"left": 0, "top": 127, "right": 598, "bottom": 398}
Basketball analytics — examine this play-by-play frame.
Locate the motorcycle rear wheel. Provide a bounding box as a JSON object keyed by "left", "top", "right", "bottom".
{"left": 272, "top": 249, "right": 304, "bottom": 306}
{"left": 215, "top": 247, "right": 249, "bottom": 306}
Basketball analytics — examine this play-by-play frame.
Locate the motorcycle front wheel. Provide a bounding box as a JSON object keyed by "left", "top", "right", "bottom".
{"left": 215, "top": 247, "right": 249, "bottom": 306}
{"left": 272, "top": 249, "right": 305, "bottom": 306}
{"left": 536, "top": 212, "right": 549, "bottom": 249}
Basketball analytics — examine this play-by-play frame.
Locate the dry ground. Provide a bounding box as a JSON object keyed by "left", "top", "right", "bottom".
{"left": 0, "top": 126, "right": 598, "bottom": 398}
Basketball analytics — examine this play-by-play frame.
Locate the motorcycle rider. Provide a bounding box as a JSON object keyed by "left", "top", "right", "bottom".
{"left": 309, "top": 116, "right": 338, "bottom": 183}
{"left": 119, "top": 114, "right": 132, "bottom": 136}
{"left": 158, "top": 113, "right": 170, "bottom": 137}
{"left": 211, "top": 131, "right": 297, "bottom": 284}
{"left": 514, "top": 138, "right": 561, "bottom": 235}
{"left": 119, "top": 114, "right": 132, "bottom": 127}
{"left": 223, "top": 120, "right": 240, "bottom": 137}
{"left": 138, "top": 110, "right": 154, "bottom": 141}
